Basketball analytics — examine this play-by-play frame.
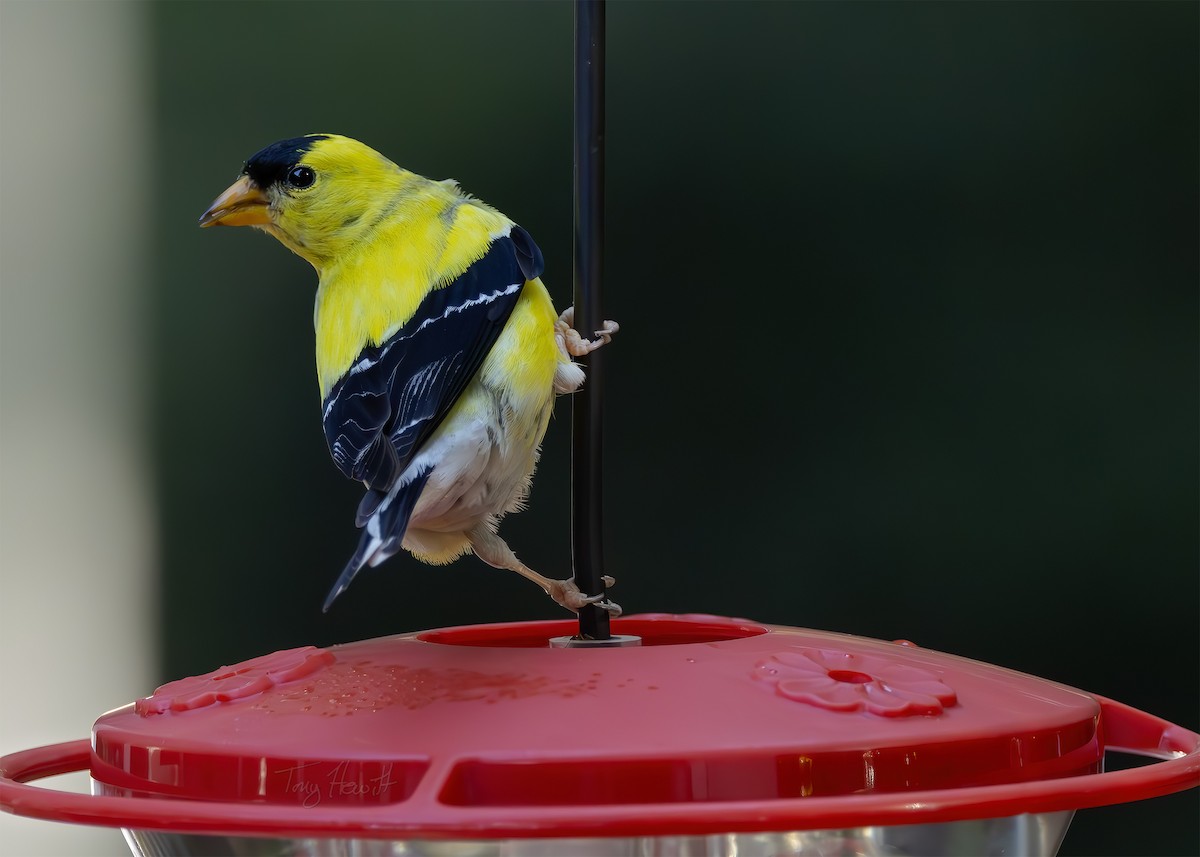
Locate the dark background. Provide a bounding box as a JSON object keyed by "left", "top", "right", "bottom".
{"left": 153, "top": 3, "right": 1197, "bottom": 854}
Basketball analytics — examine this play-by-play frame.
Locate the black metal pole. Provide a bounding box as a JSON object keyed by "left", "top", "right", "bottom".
{"left": 572, "top": 0, "right": 610, "bottom": 640}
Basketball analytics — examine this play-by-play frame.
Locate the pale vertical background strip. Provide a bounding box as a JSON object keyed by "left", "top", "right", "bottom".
{"left": 1, "top": 2, "right": 154, "bottom": 855}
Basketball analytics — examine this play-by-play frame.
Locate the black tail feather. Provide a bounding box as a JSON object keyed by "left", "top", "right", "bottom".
{"left": 322, "top": 467, "right": 432, "bottom": 612}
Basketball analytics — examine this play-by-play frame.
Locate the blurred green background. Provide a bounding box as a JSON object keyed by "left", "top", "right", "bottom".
{"left": 6, "top": 1, "right": 1199, "bottom": 855}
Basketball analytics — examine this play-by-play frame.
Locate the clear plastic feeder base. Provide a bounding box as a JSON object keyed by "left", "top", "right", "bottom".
{"left": 122, "top": 812, "right": 1075, "bottom": 857}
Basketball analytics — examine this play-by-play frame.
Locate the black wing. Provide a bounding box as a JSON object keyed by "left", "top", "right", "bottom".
{"left": 321, "top": 226, "right": 544, "bottom": 497}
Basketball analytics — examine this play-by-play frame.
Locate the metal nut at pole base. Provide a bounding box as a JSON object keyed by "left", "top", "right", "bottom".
{"left": 549, "top": 634, "right": 643, "bottom": 648}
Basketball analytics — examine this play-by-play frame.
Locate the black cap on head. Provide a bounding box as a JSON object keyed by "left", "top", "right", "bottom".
{"left": 243, "top": 135, "right": 329, "bottom": 188}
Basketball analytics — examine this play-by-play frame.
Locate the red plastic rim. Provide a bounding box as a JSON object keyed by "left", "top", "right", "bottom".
{"left": 2, "top": 697, "right": 1197, "bottom": 839}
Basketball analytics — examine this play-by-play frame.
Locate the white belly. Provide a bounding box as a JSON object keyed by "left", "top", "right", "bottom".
{"left": 404, "top": 382, "right": 547, "bottom": 537}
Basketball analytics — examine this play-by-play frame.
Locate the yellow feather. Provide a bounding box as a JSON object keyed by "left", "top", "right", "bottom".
{"left": 483, "top": 277, "right": 562, "bottom": 437}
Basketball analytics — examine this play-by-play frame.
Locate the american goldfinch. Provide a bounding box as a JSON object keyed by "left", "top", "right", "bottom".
{"left": 200, "top": 134, "right": 619, "bottom": 616}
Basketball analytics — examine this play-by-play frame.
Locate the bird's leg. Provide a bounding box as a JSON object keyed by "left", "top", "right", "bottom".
{"left": 556, "top": 306, "right": 620, "bottom": 358}
{"left": 468, "top": 525, "right": 622, "bottom": 616}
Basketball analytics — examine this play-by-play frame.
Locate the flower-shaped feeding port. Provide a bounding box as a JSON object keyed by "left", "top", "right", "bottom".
{"left": 135, "top": 646, "right": 336, "bottom": 716}
{"left": 754, "top": 648, "right": 958, "bottom": 717}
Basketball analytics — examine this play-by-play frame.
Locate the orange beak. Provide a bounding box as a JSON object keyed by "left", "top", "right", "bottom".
{"left": 198, "top": 176, "right": 271, "bottom": 227}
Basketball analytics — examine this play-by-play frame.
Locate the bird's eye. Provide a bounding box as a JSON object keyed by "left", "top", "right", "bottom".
{"left": 286, "top": 166, "right": 316, "bottom": 189}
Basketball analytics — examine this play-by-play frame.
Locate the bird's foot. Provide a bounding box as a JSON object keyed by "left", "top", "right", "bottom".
{"left": 556, "top": 306, "right": 619, "bottom": 357}
{"left": 467, "top": 525, "right": 622, "bottom": 617}
{"left": 545, "top": 575, "right": 622, "bottom": 617}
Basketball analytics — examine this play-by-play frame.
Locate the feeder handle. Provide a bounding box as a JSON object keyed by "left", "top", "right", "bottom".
{"left": 1, "top": 698, "right": 1197, "bottom": 838}
{"left": 1, "top": 740, "right": 88, "bottom": 785}
{"left": 1098, "top": 695, "right": 1198, "bottom": 760}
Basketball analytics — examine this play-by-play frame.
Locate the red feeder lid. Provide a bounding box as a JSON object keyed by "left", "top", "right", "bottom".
{"left": 3, "top": 615, "right": 1198, "bottom": 839}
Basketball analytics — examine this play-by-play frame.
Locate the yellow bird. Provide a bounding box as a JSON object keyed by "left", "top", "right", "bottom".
{"left": 200, "top": 134, "right": 619, "bottom": 616}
